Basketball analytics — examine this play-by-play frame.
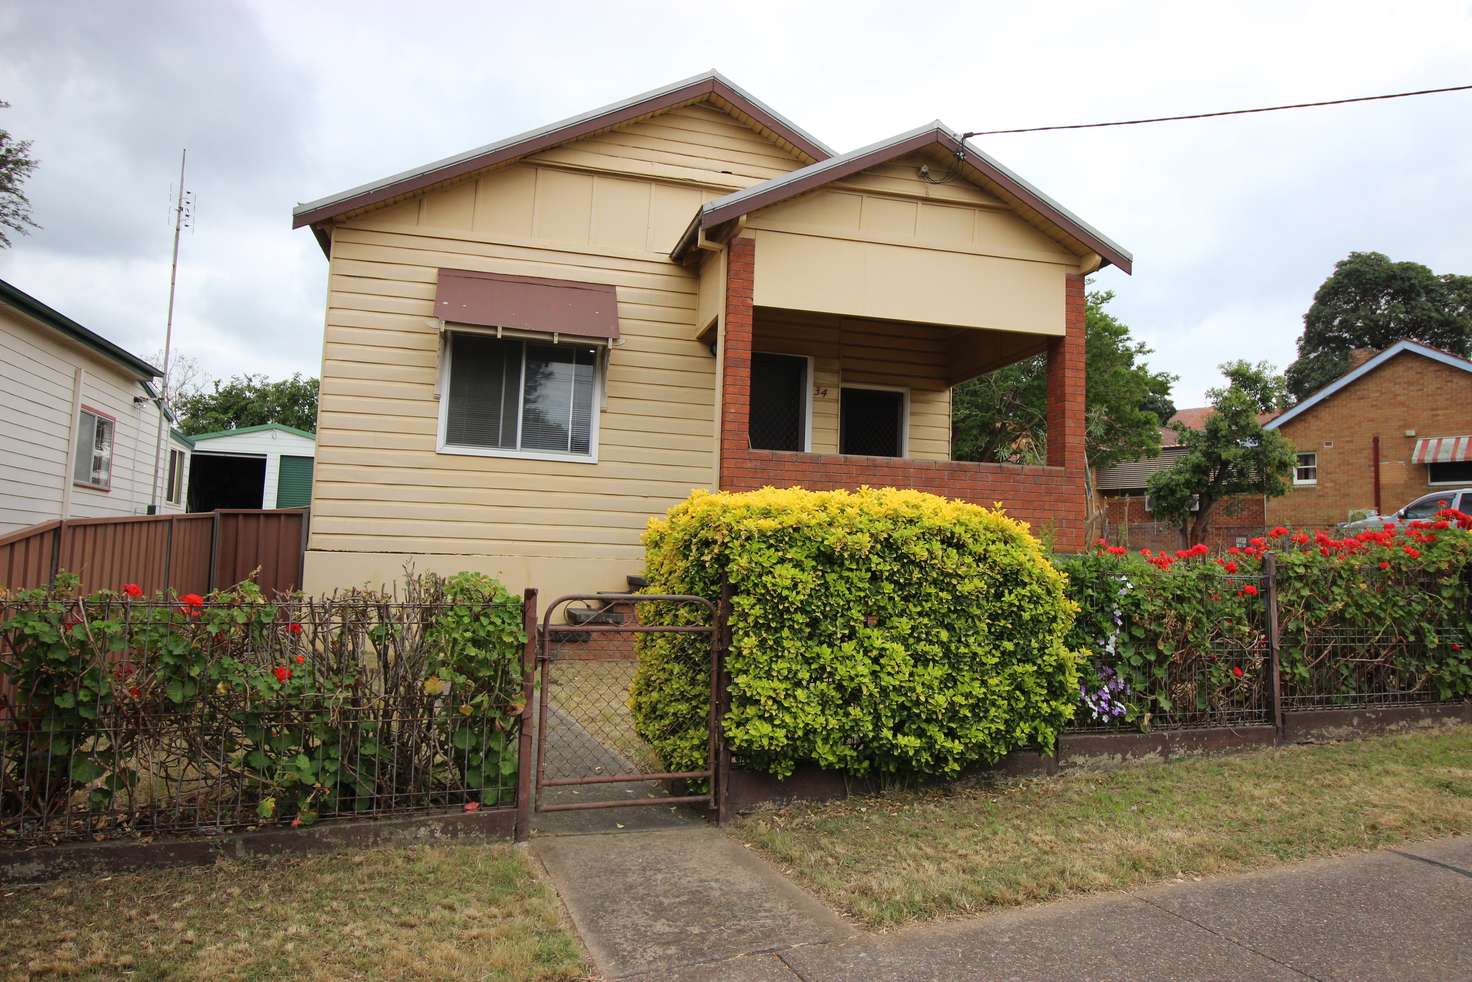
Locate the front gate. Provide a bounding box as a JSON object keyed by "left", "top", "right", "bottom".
{"left": 533, "top": 594, "right": 723, "bottom": 815}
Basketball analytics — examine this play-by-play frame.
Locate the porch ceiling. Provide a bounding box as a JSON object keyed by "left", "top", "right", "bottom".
{"left": 752, "top": 306, "right": 1047, "bottom": 388}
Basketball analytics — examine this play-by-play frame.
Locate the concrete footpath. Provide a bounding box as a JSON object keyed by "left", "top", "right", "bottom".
{"left": 532, "top": 830, "right": 1472, "bottom": 980}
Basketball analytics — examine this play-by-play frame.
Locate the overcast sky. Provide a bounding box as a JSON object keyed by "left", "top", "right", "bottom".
{"left": 1, "top": 1, "right": 1469, "bottom": 408}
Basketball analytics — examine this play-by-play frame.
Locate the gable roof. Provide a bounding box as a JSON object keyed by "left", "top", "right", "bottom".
{"left": 1266, "top": 341, "right": 1472, "bottom": 430}
{"left": 669, "top": 121, "right": 1132, "bottom": 273}
{"left": 0, "top": 277, "right": 161, "bottom": 380}
{"left": 291, "top": 71, "right": 832, "bottom": 253}
{"left": 189, "top": 422, "right": 317, "bottom": 443}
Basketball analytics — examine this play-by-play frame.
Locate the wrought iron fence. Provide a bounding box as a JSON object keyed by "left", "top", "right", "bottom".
{"left": 1279, "top": 627, "right": 1470, "bottom": 710}
{"left": 1067, "top": 571, "right": 1273, "bottom": 732}
{"left": 0, "top": 592, "right": 523, "bottom": 843}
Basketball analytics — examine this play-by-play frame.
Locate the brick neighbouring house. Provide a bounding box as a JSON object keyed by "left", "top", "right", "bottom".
{"left": 1263, "top": 341, "right": 1472, "bottom": 528}
{"left": 1095, "top": 407, "right": 1267, "bottom": 551}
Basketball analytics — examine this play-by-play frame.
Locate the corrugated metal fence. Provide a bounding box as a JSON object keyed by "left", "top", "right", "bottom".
{"left": 0, "top": 509, "right": 308, "bottom": 595}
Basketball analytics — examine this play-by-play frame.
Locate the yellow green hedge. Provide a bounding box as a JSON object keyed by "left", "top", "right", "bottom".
{"left": 630, "top": 487, "right": 1080, "bottom": 779}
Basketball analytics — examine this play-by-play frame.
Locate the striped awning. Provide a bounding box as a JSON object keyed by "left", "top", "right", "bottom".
{"left": 1412, "top": 435, "right": 1472, "bottom": 464}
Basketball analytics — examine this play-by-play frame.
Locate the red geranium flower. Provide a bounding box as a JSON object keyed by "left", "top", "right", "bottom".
{"left": 294, "top": 654, "right": 305, "bottom": 664}
{"left": 1269, "top": 527, "right": 1288, "bottom": 538}
{"left": 1222, "top": 560, "right": 1239, "bottom": 574}
{"left": 463, "top": 801, "right": 481, "bottom": 813}
{"left": 273, "top": 666, "right": 292, "bottom": 684}
{"left": 1403, "top": 546, "right": 1421, "bottom": 559}
{"left": 1378, "top": 561, "right": 1390, "bottom": 570}
{"left": 287, "top": 622, "right": 303, "bottom": 635}
{"left": 1232, "top": 666, "right": 1244, "bottom": 678}
{"left": 122, "top": 583, "right": 143, "bottom": 598}
{"left": 1452, "top": 643, "right": 1463, "bottom": 652}
{"left": 179, "top": 593, "right": 204, "bottom": 607}
{"left": 1239, "top": 584, "right": 1259, "bottom": 597}
{"left": 128, "top": 686, "right": 142, "bottom": 699}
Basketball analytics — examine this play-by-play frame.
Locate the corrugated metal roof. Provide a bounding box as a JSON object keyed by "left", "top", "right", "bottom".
{"left": 1097, "top": 446, "right": 1188, "bottom": 491}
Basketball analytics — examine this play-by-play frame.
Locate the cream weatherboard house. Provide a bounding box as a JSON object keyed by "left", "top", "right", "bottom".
{"left": 292, "top": 72, "right": 1132, "bottom": 597}
{"left": 0, "top": 278, "right": 191, "bottom": 535}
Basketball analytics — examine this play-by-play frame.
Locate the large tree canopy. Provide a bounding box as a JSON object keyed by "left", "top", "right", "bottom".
{"left": 1146, "top": 362, "right": 1297, "bottom": 545}
{"left": 952, "top": 289, "right": 1176, "bottom": 469}
{"left": 1285, "top": 251, "right": 1472, "bottom": 400}
{"left": 0, "top": 100, "right": 40, "bottom": 247}
{"left": 175, "top": 373, "right": 319, "bottom": 436}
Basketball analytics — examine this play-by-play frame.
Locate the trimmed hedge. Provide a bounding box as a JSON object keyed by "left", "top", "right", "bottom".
{"left": 630, "top": 488, "right": 1080, "bottom": 779}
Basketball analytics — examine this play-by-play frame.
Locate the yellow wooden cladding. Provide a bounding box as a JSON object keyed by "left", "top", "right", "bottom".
{"left": 304, "top": 95, "right": 1075, "bottom": 594}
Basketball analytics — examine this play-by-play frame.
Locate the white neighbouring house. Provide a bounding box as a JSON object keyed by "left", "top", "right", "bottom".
{"left": 185, "top": 424, "right": 317, "bottom": 512}
{"left": 0, "top": 278, "right": 191, "bottom": 535}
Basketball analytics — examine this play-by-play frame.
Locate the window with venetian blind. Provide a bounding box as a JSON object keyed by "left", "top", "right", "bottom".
{"left": 440, "top": 334, "right": 599, "bottom": 460}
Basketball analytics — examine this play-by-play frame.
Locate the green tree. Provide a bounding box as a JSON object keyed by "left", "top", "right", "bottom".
{"left": 176, "top": 373, "right": 319, "bottom": 435}
{"left": 952, "top": 288, "right": 1176, "bottom": 468}
{"left": 0, "top": 100, "right": 40, "bottom": 247}
{"left": 1218, "top": 359, "right": 1290, "bottom": 414}
{"left": 1285, "top": 252, "right": 1472, "bottom": 400}
{"left": 1146, "top": 363, "right": 1297, "bottom": 546}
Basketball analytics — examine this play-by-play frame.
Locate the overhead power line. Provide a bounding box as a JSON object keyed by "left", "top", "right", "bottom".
{"left": 961, "top": 83, "right": 1472, "bottom": 139}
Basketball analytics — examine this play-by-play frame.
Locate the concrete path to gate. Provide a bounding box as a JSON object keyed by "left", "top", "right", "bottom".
{"left": 533, "top": 833, "right": 1472, "bottom": 980}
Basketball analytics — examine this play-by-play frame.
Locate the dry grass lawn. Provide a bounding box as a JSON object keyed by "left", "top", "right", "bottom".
{"left": 737, "top": 723, "right": 1472, "bottom": 929}
{"left": 0, "top": 842, "right": 587, "bottom": 980}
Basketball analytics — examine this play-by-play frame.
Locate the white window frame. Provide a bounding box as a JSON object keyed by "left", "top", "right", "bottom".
{"left": 751, "top": 351, "right": 814, "bottom": 453}
{"left": 436, "top": 331, "right": 602, "bottom": 464}
{"left": 1426, "top": 461, "right": 1472, "bottom": 488}
{"left": 838, "top": 382, "right": 910, "bottom": 459}
{"left": 73, "top": 405, "right": 115, "bottom": 491}
{"left": 1294, "top": 451, "right": 1318, "bottom": 486}
{"left": 166, "top": 448, "right": 186, "bottom": 505}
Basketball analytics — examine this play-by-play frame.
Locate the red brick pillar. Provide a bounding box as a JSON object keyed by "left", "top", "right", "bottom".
{"left": 719, "top": 237, "right": 756, "bottom": 490}
{"left": 1046, "top": 273, "right": 1087, "bottom": 471}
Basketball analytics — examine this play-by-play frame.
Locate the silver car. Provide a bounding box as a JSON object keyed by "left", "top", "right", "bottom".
{"left": 1341, "top": 488, "right": 1472, "bottom": 531}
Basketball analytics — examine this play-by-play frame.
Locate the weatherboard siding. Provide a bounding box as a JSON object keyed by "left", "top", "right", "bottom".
{"left": 305, "top": 106, "right": 803, "bottom": 594}
{"left": 0, "top": 304, "right": 181, "bottom": 534}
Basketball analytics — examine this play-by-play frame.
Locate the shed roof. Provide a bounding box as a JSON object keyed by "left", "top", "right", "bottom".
{"left": 188, "top": 422, "right": 317, "bottom": 443}
{"left": 669, "top": 121, "right": 1133, "bottom": 273}
{"left": 0, "top": 277, "right": 161, "bottom": 380}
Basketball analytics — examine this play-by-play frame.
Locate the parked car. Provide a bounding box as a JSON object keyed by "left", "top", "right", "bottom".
{"left": 1340, "top": 488, "right": 1472, "bottom": 531}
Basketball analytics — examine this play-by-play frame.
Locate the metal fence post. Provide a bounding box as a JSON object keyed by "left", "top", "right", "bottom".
{"left": 1263, "top": 553, "right": 1283, "bottom": 741}
{"left": 715, "top": 577, "right": 734, "bottom": 825}
{"left": 206, "top": 510, "right": 221, "bottom": 592}
{"left": 161, "top": 517, "right": 175, "bottom": 594}
{"left": 515, "top": 587, "right": 538, "bottom": 842}
{"left": 48, "top": 522, "right": 63, "bottom": 588}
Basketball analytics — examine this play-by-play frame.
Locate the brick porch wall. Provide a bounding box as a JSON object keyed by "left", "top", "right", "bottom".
{"left": 718, "top": 236, "right": 1089, "bottom": 551}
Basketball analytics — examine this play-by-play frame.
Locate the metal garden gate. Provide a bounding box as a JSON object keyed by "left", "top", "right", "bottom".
{"left": 533, "top": 593, "right": 723, "bottom": 815}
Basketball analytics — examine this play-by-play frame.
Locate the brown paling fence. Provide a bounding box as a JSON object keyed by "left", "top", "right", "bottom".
{"left": 0, "top": 509, "right": 309, "bottom": 596}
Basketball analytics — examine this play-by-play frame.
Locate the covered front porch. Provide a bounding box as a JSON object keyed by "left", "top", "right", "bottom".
{"left": 711, "top": 235, "right": 1089, "bottom": 550}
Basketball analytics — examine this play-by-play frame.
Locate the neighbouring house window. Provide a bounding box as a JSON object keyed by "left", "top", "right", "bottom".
{"left": 166, "top": 448, "right": 185, "bottom": 505}
{"left": 749, "top": 353, "right": 809, "bottom": 452}
{"left": 1294, "top": 452, "right": 1318, "bottom": 485}
{"left": 441, "top": 333, "right": 598, "bottom": 459}
{"left": 73, "top": 407, "right": 115, "bottom": 489}
{"left": 840, "top": 386, "right": 905, "bottom": 458}
{"left": 1428, "top": 460, "right": 1472, "bottom": 486}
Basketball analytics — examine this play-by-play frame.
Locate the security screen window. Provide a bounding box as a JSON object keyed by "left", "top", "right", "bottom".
{"left": 749, "top": 353, "right": 808, "bottom": 451}
{"left": 442, "top": 334, "right": 597, "bottom": 458}
{"left": 839, "top": 387, "right": 905, "bottom": 457}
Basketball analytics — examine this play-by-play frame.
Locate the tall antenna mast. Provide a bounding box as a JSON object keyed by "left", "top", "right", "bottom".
{"left": 149, "top": 149, "right": 190, "bottom": 513}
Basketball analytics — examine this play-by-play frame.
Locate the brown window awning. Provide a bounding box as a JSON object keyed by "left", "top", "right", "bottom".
{"left": 434, "top": 269, "right": 619, "bottom": 341}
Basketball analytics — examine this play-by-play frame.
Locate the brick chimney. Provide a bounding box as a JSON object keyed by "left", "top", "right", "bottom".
{"left": 1347, "top": 347, "right": 1376, "bottom": 370}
